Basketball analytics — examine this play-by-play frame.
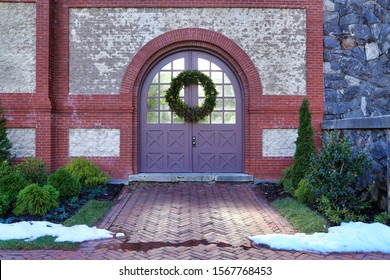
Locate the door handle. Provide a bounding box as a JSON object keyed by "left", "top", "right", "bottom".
{"left": 192, "top": 136, "right": 196, "bottom": 147}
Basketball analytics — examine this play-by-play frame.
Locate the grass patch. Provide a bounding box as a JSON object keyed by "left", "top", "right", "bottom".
{"left": 0, "top": 200, "right": 113, "bottom": 250}
{"left": 63, "top": 200, "right": 113, "bottom": 227}
{"left": 272, "top": 197, "right": 328, "bottom": 234}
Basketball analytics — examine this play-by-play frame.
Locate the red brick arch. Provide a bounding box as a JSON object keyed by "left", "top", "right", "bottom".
{"left": 120, "top": 28, "right": 262, "bottom": 173}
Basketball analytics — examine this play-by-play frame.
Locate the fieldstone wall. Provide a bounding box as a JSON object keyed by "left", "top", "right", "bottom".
{"left": 323, "top": 0, "right": 390, "bottom": 213}
{"left": 7, "top": 128, "right": 36, "bottom": 158}
{"left": 324, "top": 0, "right": 390, "bottom": 120}
{"left": 69, "top": 129, "right": 120, "bottom": 157}
{"left": 69, "top": 8, "right": 306, "bottom": 95}
{"left": 262, "top": 129, "right": 298, "bottom": 157}
{"left": 0, "top": 3, "right": 36, "bottom": 93}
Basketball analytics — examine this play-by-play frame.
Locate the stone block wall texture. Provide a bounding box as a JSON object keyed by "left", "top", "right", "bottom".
{"left": 0, "top": 2, "right": 36, "bottom": 93}
{"left": 7, "top": 128, "right": 36, "bottom": 158}
{"left": 69, "top": 8, "right": 307, "bottom": 96}
{"left": 262, "top": 129, "right": 298, "bottom": 157}
{"left": 69, "top": 129, "right": 120, "bottom": 157}
{"left": 324, "top": 0, "right": 390, "bottom": 120}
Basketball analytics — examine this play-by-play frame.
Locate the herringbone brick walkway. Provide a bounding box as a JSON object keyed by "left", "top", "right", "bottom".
{"left": 1, "top": 183, "right": 390, "bottom": 260}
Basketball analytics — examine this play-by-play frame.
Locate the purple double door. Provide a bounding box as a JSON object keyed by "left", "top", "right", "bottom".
{"left": 140, "top": 51, "right": 243, "bottom": 173}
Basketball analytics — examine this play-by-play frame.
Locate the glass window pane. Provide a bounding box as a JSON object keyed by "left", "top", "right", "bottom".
{"left": 152, "top": 73, "right": 159, "bottom": 83}
{"left": 224, "top": 85, "right": 235, "bottom": 97}
{"left": 224, "top": 112, "right": 236, "bottom": 124}
{"left": 211, "top": 72, "right": 223, "bottom": 84}
{"left": 224, "top": 73, "right": 231, "bottom": 84}
{"left": 215, "top": 98, "right": 223, "bottom": 110}
{"left": 160, "top": 98, "right": 170, "bottom": 110}
{"left": 211, "top": 62, "right": 221, "bottom": 71}
{"left": 160, "top": 84, "right": 170, "bottom": 96}
{"left": 211, "top": 112, "right": 223, "bottom": 124}
{"left": 147, "top": 98, "right": 158, "bottom": 110}
{"left": 160, "top": 112, "right": 171, "bottom": 124}
{"left": 198, "top": 58, "right": 210, "bottom": 70}
{"left": 162, "top": 62, "right": 171, "bottom": 70}
{"left": 201, "top": 71, "right": 210, "bottom": 77}
{"left": 216, "top": 85, "right": 223, "bottom": 97}
{"left": 148, "top": 85, "right": 158, "bottom": 97}
{"left": 160, "top": 72, "right": 172, "bottom": 83}
{"left": 224, "top": 98, "right": 236, "bottom": 110}
{"left": 198, "top": 116, "right": 210, "bottom": 124}
{"left": 147, "top": 112, "right": 158, "bottom": 124}
{"left": 172, "top": 71, "right": 181, "bottom": 78}
{"left": 198, "top": 98, "right": 205, "bottom": 107}
{"left": 173, "top": 58, "right": 185, "bottom": 70}
{"left": 173, "top": 113, "right": 184, "bottom": 124}
{"left": 179, "top": 88, "right": 185, "bottom": 97}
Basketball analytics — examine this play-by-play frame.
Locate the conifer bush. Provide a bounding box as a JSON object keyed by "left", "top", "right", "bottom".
{"left": 280, "top": 98, "right": 315, "bottom": 194}
{"left": 16, "top": 157, "right": 49, "bottom": 186}
{"left": 48, "top": 168, "right": 82, "bottom": 201}
{"left": 0, "top": 100, "right": 12, "bottom": 161}
{"left": 0, "top": 173, "right": 29, "bottom": 206}
{"left": 65, "top": 158, "right": 109, "bottom": 189}
{"left": 14, "top": 184, "right": 59, "bottom": 216}
{"left": 0, "top": 194, "right": 10, "bottom": 217}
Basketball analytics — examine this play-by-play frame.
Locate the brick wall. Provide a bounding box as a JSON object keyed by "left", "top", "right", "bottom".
{"left": 0, "top": 0, "right": 324, "bottom": 180}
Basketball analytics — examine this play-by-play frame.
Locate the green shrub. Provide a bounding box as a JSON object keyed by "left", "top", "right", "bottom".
{"left": 279, "top": 165, "right": 294, "bottom": 194}
{"left": 0, "top": 160, "right": 13, "bottom": 178}
{"left": 374, "top": 212, "right": 389, "bottom": 224}
{"left": 0, "top": 173, "right": 29, "bottom": 206}
{"left": 0, "top": 100, "right": 12, "bottom": 161}
{"left": 65, "top": 158, "right": 108, "bottom": 189}
{"left": 294, "top": 179, "right": 315, "bottom": 204}
{"left": 16, "top": 157, "right": 49, "bottom": 186}
{"left": 48, "top": 168, "right": 82, "bottom": 201}
{"left": 306, "top": 131, "right": 372, "bottom": 223}
{"left": 290, "top": 98, "right": 315, "bottom": 192}
{"left": 0, "top": 194, "right": 10, "bottom": 217}
{"left": 14, "top": 184, "right": 59, "bottom": 216}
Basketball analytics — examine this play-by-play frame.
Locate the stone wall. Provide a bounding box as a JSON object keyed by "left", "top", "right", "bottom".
{"left": 69, "top": 8, "right": 307, "bottom": 96}
{"left": 0, "top": 3, "right": 36, "bottom": 93}
{"left": 7, "top": 128, "right": 36, "bottom": 158}
{"left": 324, "top": 0, "right": 390, "bottom": 120}
{"left": 323, "top": 0, "right": 390, "bottom": 213}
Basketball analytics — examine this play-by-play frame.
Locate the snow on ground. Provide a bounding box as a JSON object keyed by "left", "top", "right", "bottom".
{"left": 0, "top": 221, "right": 124, "bottom": 242}
{"left": 249, "top": 222, "right": 390, "bottom": 254}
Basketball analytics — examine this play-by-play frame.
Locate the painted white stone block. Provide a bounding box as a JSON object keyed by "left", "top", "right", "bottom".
{"left": 69, "top": 8, "right": 306, "bottom": 96}
{"left": 0, "top": 3, "right": 36, "bottom": 93}
{"left": 7, "top": 128, "right": 36, "bottom": 158}
{"left": 263, "top": 129, "right": 298, "bottom": 157}
{"left": 69, "top": 129, "right": 120, "bottom": 157}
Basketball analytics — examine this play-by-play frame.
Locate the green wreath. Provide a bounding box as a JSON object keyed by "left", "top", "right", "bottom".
{"left": 165, "top": 70, "right": 219, "bottom": 123}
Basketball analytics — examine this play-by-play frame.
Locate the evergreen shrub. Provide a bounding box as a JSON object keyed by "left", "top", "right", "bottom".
{"left": 16, "top": 157, "right": 49, "bottom": 186}
{"left": 65, "top": 158, "right": 108, "bottom": 189}
{"left": 48, "top": 168, "right": 82, "bottom": 201}
{"left": 0, "top": 173, "right": 29, "bottom": 206}
{"left": 14, "top": 184, "right": 59, "bottom": 216}
{"left": 0, "top": 100, "right": 12, "bottom": 161}
{"left": 0, "top": 194, "right": 10, "bottom": 217}
{"left": 305, "top": 131, "right": 372, "bottom": 223}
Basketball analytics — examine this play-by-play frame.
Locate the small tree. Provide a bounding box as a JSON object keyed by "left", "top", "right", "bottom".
{"left": 291, "top": 98, "right": 315, "bottom": 191}
{"left": 0, "top": 100, "right": 12, "bottom": 161}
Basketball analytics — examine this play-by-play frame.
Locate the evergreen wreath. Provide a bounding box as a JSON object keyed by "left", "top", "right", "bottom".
{"left": 165, "top": 70, "right": 219, "bottom": 123}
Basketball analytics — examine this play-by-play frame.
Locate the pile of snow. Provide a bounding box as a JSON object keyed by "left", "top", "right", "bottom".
{"left": 0, "top": 221, "right": 124, "bottom": 242}
{"left": 249, "top": 222, "right": 390, "bottom": 254}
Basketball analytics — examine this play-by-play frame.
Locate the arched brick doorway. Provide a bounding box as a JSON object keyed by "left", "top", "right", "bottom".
{"left": 121, "top": 28, "right": 261, "bottom": 175}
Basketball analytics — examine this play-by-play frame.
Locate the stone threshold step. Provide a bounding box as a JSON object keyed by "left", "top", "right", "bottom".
{"left": 128, "top": 173, "right": 253, "bottom": 183}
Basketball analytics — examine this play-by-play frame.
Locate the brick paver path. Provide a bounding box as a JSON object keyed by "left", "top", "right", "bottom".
{"left": 1, "top": 183, "right": 390, "bottom": 260}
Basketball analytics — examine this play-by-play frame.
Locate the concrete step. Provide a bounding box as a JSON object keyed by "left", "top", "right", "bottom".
{"left": 128, "top": 173, "right": 253, "bottom": 183}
